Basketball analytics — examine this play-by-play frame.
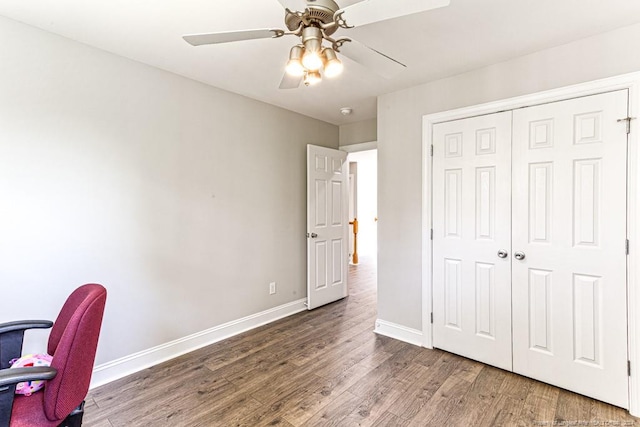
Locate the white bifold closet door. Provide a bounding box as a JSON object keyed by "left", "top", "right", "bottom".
{"left": 432, "top": 90, "right": 629, "bottom": 408}
{"left": 432, "top": 111, "right": 513, "bottom": 371}
{"left": 511, "top": 90, "right": 629, "bottom": 408}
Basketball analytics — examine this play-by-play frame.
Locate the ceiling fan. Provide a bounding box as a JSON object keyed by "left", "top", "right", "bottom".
{"left": 183, "top": 0, "right": 450, "bottom": 89}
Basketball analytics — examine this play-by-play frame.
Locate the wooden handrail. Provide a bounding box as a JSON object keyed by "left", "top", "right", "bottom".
{"left": 349, "top": 218, "right": 359, "bottom": 264}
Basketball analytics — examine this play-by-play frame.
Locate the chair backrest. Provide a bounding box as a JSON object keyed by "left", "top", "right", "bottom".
{"left": 44, "top": 284, "right": 107, "bottom": 421}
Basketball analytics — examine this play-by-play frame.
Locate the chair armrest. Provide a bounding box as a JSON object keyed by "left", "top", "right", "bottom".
{"left": 0, "top": 367, "right": 57, "bottom": 427}
{"left": 0, "top": 367, "right": 57, "bottom": 389}
{"left": 0, "top": 320, "right": 53, "bottom": 335}
{"left": 0, "top": 321, "right": 53, "bottom": 370}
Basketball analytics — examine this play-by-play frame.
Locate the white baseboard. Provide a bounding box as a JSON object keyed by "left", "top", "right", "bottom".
{"left": 374, "top": 319, "right": 423, "bottom": 347}
{"left": 90, "top": 298, "right": 308, "bottom": 389}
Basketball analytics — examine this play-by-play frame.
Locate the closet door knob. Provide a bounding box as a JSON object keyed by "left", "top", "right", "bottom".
{"left": 497, "top": 250, "right": 508, "bottom": 259}
{"left": 514, "top": 251, "right": 526, "bottom": 261}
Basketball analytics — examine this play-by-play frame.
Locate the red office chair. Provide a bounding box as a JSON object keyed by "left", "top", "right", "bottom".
{"left": 0, "top": 284, "right": 107, "bottom": 427}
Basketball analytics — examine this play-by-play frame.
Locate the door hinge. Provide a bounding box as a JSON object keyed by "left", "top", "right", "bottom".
{"left": 430, "top": 145, "right": 434, "bottom": 157}
{"left": 629, "top": 360, "right": 632, "bottom": 376}
{"left": 618, "top": 117, "right": 636, "bottom": 134}
{"left": 430, "top": 229, "right": 433, "bottom": 240}
{"left": 430, "top": 312, "right": 434, "bottom": 324}
{"left": 627, "top": 239, "right": 630, "bottom": 255}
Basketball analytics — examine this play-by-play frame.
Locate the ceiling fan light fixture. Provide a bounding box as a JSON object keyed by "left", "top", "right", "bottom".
{"left": 323, "top": 48, "right": 343, "bottom": 78}
{"left": 285, "top": 45, "right": 305, "bottom": 76}
{"left": 302, "top": 51, "right": 323, "bottom": 71}
{"left": 185, "top": 0, "right": 450, "bottom": 89}
{"left": 301, "top": 27, "right": 324, "bottom": 71}
{"left": 304, "top": 70, "right": 322, "bottom": 87}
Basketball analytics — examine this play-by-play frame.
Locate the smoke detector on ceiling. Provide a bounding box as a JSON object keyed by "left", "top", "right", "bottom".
{"left": 340, "top": 107, "right": 353, "bottom": 116}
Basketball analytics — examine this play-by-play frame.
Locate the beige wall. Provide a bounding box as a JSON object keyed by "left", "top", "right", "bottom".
{"left": 339, "top": 118, "right": 377, "bottom": 146}
{"left": 0, "top": 16, "right": 338, "bottom": 365}
{"left": 377, "top": 22, "right": 640, "bottom": 330}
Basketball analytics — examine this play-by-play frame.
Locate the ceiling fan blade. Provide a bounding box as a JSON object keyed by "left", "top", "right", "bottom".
{"left": 339, "top": 39, "right": 406, "bottom": 79}
{"left": 183, "top": 29, "right": 279, "bottom": 46}
{"left": 275, "top": 0, "right": 307, "bottom": 11}
{"left": 339, "top": 0, "right": 450, "bottom": 27}
{"left": 279, "top": 72, "right": 303, "bottom": 89}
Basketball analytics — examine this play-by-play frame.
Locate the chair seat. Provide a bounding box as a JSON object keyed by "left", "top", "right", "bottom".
{"left": 10, "top": 393, "right": 60, "bottom": 427}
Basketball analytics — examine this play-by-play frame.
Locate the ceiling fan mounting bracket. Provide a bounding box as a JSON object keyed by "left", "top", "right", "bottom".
{"left": 333, "top": 10, "right": 353, "bottom": 29}
{"left": 284, "top": 0, "right": 341, "bottom": 36}
{"left": 328, "top": 36, "right": 351, "bottom": 52}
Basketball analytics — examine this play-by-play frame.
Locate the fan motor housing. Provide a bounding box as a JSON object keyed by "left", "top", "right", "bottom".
{"left": 285, "top": 0, "right": 341, "bottom": 35}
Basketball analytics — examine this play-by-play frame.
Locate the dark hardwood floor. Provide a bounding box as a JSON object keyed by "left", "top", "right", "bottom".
{"left": 85, "top": 258, "right": 637, "bottom": 426}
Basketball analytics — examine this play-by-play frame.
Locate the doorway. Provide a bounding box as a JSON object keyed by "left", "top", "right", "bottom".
{"left": 347, "top": 149, "right": 378, "bottom": 263}
{"left": 347, "top": 149, "right": 378, "bottom": 264}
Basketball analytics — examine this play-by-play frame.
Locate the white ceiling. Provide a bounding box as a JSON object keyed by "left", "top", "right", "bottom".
{"left": 2, "top": 0, "right": 640, "bottom": 125}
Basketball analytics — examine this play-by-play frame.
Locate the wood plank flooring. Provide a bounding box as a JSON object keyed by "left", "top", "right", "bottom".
{"left": 85, "top": 258, "right": 637, "bottom": 426}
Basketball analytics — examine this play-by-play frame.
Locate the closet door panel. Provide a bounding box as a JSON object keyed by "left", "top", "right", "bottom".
{"left": 511, "top": 90, "right": 629, "bottom": 408}
{"left": 432, "top": 111, "right": 513, "bottom": 371}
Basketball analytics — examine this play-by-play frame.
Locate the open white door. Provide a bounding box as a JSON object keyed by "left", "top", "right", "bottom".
{"left": 307, "top": 145, "right": 349, "bottom": 310}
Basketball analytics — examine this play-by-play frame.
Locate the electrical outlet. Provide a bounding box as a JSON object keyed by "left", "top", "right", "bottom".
{"left": 269, "top": 282, "right": 276, "bottom": 295}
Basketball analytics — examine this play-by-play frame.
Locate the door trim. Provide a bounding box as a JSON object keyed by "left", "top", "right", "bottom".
{"left": 339, "top": 140, "right": 378, "bottom": 153}
{"left": 421, "top": 71, "right": 640, "bottom": 415}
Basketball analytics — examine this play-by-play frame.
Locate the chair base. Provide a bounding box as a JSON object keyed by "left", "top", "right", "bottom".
{"left": 57, "top": 401, "right": 84, "bottom": 427}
